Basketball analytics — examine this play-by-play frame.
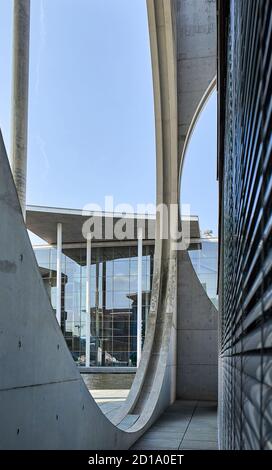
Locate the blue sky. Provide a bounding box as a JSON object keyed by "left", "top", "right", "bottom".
{"left": 180, "top": 91, "right": 218, "bottom": 235}
{"left": 0, "top": 0, "right": 218, "bottom": 235}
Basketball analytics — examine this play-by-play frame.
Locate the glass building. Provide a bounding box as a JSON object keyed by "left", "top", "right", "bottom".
{"left": 188, "top": 237, "right": 218, "bottom": 309}
{"left": 34, "top": 239, "right": 219, "bottom": 367}
{"left": 34, "top": 244, "right": 154, "bottom": 367}
{"left": 27, "top": 205, "right": 214, "bottom": 369}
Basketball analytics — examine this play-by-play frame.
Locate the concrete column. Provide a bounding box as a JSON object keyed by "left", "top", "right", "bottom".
{"left": 137, "top": 228, "right": 143, "bottom": 367}
{"left": 56, "top": 223, "right": 62, "bottom": 326}
{"left": 11, "top": 0, "right": 31, "bottom": 219}
{"left": 85, "top": 238, "right": 91, "bottom": 368}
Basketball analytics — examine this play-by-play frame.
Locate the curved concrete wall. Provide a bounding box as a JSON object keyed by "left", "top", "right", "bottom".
{"left": 0, "top": 128, "right": 174, "bottom": 448}
{"left": 0, "top": 0, "right": 217, "bottom": 449}
{"left": 112, "top": 0, "right": 179, "bottom": 428}
{"left": 0, "top": 132, "right": 138, "bottom": 449}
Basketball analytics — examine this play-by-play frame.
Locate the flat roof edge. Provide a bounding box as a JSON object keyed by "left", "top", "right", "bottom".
{"left": 26, "top": 204, "right": 199, "bottom": 221}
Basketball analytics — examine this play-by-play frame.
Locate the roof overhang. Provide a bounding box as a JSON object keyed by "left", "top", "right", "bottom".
{"left": 26, "top": 205, "right": 201, "bottom": 246}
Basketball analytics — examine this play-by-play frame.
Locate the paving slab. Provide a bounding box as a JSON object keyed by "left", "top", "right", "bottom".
{"left": 184, "top": 430, "right": 217, "bottom": 442}
{"left": 167, "top": 400, "right": 197, "bottom": 409}
{"left": 131, "top": 400, "right": 218, "bottom": 450}
{"left": 197, "top": 401, "right": 218, "bottom": 407}
{"left": 152, "top": 422, "right": 189, "bottom": 432}
{"left": 179, "top": 440, "right": 218, "bottom": 450}
{"left": 133, "top": 438, "right": 181, "bottom": 450}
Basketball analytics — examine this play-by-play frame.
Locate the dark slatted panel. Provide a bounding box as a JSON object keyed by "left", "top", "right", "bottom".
{"left": 220, "top": 0, "right": 272, "bottom": 450}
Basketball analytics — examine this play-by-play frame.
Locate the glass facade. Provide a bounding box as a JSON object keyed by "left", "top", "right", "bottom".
{"left": 34, "top": 244, "right": 154, "bottom": 367}
{"left": 188, "top": 238, "right": 218, "bottom": 309}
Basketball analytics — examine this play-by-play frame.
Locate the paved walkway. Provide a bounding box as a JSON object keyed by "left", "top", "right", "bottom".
{"left": 90, "top": 389, "right": 129, "bottom": 404}
{"left": 131, "top": 400, "right": 218, "bottom": 450}
{"left": 85, "top": 381, "right": 218, "bottom": 450}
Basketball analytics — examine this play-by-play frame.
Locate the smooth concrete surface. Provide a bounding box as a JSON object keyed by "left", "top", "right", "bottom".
{"left": 176, "top": 0, "right": 217, "bottom": 170}
{"left": 131, "top": 401, "right": 218, "bottom": 450}
{"left": 177, "top": 251, "right": 218, "bottom": 400}
{"left": 11, "top": 0, "right": 30, "bottom": 218}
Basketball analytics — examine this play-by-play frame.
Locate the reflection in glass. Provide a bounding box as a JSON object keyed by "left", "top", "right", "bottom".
{"left": 34, "top": 244, "right": 154, "bottom": 367}
{"left": 188, "top": 238, "right": 218, "bottom": 308}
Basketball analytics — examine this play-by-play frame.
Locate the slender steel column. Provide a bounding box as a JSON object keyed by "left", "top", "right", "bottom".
{"left": 101, "top": 261, "right": 106, "bottom": 366}
{"left": 56, "top": 223, "right": 62, "bottom": 326}
{"left": 137, "top": 227, "right": 143, "bottom": 367}
{"left": 11, "top": 0, "right": 30, "bottom": 219}
{"left": 85, "top": 238, "right": 91, "bottom": 367}
{"left": 95, "top": 261, "right": 100, "bottom": 365}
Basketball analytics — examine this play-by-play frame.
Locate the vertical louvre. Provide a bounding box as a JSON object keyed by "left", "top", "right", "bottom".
{"left": 219, "top": 0, "right": 272, "bottom": 450}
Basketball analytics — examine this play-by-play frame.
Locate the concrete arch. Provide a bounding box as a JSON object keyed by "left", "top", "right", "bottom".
{"left": 113, "top": 0, "right": 217, "bottom": 422}
{"left": 0, "top": 0, "right": 217, "bottom": 449}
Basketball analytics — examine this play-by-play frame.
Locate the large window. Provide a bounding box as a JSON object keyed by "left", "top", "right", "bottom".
{"left": 34, "top": 244, "right": 154, "bottom": 367}
{"left": 188, "top": 238, "right": 218, "bottom": 308}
